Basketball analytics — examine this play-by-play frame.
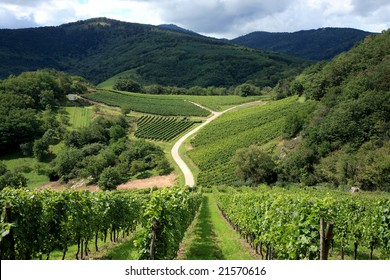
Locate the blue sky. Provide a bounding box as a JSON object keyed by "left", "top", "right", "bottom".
{"left": 0, "top": 0, "right": 389, "bottom": 38}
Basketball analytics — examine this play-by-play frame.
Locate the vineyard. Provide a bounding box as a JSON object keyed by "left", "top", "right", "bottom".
{"left": 188, "top": 97, "right": 317, "bottom": 186}
{"left": 135, "top": 115, "right": 199, "bottom": 142}
{"left": 83, "top": 90, "right": 210, "bottom": 117}
{"left": 216, "top": 186, "right": 390, "bottom": 260}
{"left": 0, "top": 186, "right": 201, "bottom": 260}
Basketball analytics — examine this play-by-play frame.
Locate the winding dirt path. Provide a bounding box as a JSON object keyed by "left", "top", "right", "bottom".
{"left": 171, "top": 100, "right": 266, "bottom": 187}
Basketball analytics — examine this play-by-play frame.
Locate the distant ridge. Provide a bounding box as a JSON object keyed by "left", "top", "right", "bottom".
{"left": 158, "top": 24, "right": 200, "bottom": 36}
{"left": 231, "top": 27, "right": 374, "bottom": 60}
{"left": 0, "top": 17, "right": 307, "bottom": 87}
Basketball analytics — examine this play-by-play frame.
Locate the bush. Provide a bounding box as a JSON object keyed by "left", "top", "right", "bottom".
{"left": 113, "top": 78, "right": 143, "bottom": 92}
{"left": 0, "top": 171, "right": 28, "bottom": 190}
{"left": 233, "top": 145, "right": 276, "bottom": 185}
{"left": 98, "top": 166, "right": 123, "bottom": 191}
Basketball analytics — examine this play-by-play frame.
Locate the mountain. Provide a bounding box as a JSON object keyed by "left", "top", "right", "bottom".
{"left": 157, "top": 24, "right": 199, "bottom": 36}
{"left": 231, "top": 27, "right": 374, "bottom": 61}
{"left": 0, "top": 17, "right": 308, "bottom": 87}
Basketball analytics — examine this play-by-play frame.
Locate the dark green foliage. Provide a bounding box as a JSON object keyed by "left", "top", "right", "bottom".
{"left": 109, "top": 125, "right": 127, "bottom": 142}
{"left": 0, "top": 171, "right": 27, "bottom": 190}
{"left": 53, "top": 147, "right": 83, "bottom": 182}
{"left": 233, "top": 145, "right": 276, "bottom": 185}
{"left": 0, "top": 162, "right": 7, "bottom": 176}
{"left": 0, "top": 70, "right": 88, "bottom": 155}
{"left": 232, "top": 27, "right": 373, "bottom": 61}
{"left": 277, "top": 30, "right": 390, "bottom": 190}
{"left": 33, "top": 138, "right": 50, "bottom": 162}
{"left": 0, "top": 94, "right": 42, "bottom": 154}
{"left": 53, "top": 116, "right": 170, "bottom": 186}
{"left": 234, "top": 83, "right": 260, "bottom": 97}
{"left": 98, "top": 167, "right": 122, "bottom": 191}
{"left": 113, "top": 78, "right": 142, "bottom": 92}
{"left": 0, "top": 18, "right": 306, "bottom": 87}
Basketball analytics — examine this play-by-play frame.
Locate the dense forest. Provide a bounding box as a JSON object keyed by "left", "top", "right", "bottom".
{"left": 232, "top": 28, "right": 373, "bottom": 61}
{"left": 0, "top": 18, "right": 306, "bottom": 88}
{"left": 276, "top": 30, "right": 390, "bottom": 191}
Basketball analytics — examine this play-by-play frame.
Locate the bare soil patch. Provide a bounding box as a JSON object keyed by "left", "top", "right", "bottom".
{"left": 117, "top": 174, "right": 176, "bottom": 190}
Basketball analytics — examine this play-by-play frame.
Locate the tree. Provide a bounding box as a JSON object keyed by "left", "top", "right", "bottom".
{"left": 98, "top": 166, "right": 122, "bottom": 191}
{"left": 113, "top": 78, "right": 142, "bottom": 92}
{"left": 109, "top": 125, "right": 126, "bottom": 142}
{"left": 33, "top": 138, "right": 50, "bottom": 162}
{"left": 233, "top": 145, "right": 276, "bottom": 185}
{"left": 234, "top": 83, "right": 260, "bottom": 97}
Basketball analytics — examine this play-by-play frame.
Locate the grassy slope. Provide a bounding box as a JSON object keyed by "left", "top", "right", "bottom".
{"left": 64, "top": 106, "right": 93, "bottom": 129}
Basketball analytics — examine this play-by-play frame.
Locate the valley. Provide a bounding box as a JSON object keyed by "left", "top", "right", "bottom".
{"left": 0, "top": 19, "right": 389, "bottom": 261}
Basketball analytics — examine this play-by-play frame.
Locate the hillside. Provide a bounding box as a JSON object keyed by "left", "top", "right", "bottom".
{"left": 279, "top": 29, "right": 390, "bottom": 190}
{"left": 188, "top": 29, "right": 390, "bottom": 191}
{"left": 231, "top": 28, "right": 373, "bottom": 61}
{"left": 0, "top": 17, "right": 307, "bottom": 87}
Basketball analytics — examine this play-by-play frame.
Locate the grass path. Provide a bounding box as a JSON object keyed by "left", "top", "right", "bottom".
{"left": 177, "top": 193, "right": 256, "bottom": 260}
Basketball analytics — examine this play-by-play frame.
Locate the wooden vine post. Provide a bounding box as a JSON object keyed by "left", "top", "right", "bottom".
{"left": 149, "top": 219, "right": 159, "bottom": 260}
{"left": 320, "top": 218, "right": 334, "bottom": 260}
{"left": 0, "top": 206, "right": 15, "bottom": 260}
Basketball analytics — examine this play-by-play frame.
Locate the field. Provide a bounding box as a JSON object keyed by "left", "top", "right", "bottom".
{"left": 84, "top": 90, "right": 210, "bottom": 117}
{"left": 63, "top": 106, "right": 93, "bottom": 128}
{"left": 180, "top": 95, "right": 267, "bottom": 111}
{"left": 87, "top": 88, "right": 267, "bottom": 113}
{"left": 135, "top": 115, "right": 198, "bottom": 142}
{"left": 188, "top": 97, "right": 317, "bottom": 186}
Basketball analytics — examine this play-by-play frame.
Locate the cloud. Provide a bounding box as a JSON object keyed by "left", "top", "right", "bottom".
{"left": 351, "top": 0, "right": 389, "bottom": 16}
{"left": 0, "top": 0, "right": 389, "bottom": 37}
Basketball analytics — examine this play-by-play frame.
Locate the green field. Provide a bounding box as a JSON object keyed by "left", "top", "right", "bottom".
{"left": 84, "top": 90, "right": 210, "bottom": 117}
{"left": 135, "top": 116, "right": 197, "bottom": 142}
{"left": 64, "top": 106, "right": 93, "bottom": 128}
{"left": 180, "top": 95, "right": 267, "bottom": 111}
{"left": 188, "top": 97, "right": 317, "bottom": 186}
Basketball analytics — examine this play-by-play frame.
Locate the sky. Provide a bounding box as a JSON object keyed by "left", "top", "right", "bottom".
{"left": 0, "top": 0, "right": 389, "bottom": 39}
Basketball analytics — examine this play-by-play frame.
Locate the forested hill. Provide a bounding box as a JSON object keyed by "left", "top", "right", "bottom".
{"left": 0, "top": 17, "right": 307, "bottom": 87}
{"left": 231, "top": 28, "right": 373, "bottom": 61}
{"left": 278, "top": 29, "right": 390, "bottom": 191}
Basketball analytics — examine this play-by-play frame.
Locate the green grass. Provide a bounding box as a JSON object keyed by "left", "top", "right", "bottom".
{"left": 64, "top": 106, "right": 93, "bottom": 128}
{"left": 0, "top": 153, "right": 50, "bottom": 189}
{"left": 177, "top": 194, "right": 255, "bottom": 260}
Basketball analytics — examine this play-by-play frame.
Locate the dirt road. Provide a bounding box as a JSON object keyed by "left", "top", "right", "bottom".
{"left": 171, "top": 100, "right": 265, "bottom": 187}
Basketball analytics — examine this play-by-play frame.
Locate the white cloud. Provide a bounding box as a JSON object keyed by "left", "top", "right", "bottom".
{"left": 0, "top": 0, "right": 389, "bottom": 38}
